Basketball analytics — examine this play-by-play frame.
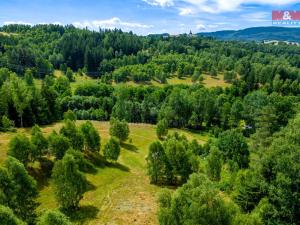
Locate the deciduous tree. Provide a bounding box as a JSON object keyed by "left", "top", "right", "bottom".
{"left": 109, "top": 118, "right": 129, "bottom": 142}
{"left": 52, "top": 154, "right": 88, "bottom": 211}
{"left": 103, "top": 137, "right": 121, "bottom": 162}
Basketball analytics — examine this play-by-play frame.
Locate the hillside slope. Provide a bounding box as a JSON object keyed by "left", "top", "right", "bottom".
{"left": 199, "top": 27, "right": 300, "bottom": 42}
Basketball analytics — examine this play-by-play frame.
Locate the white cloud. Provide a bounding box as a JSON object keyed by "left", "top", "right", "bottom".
{"left": 183, "top": 0, "right": 300, "bottom": 14}
{"left": 3, "top": 21, "right": 33, "bottom": 26}
{"left": 144, "top": 0, "right": 300, "bottom": 14}
{"left": 143, "top": 0, "right": 174, "bottom": 7}
{"left": 52, "top": 21, "right": 63, "bottom": 25}
{"left": 3, "top": 21, "right": 63, "bottom": 26}
{"left": 73, "top": 17, "right": 153, "bottom": 30}
{"left": 179, "top": 7, "right": 194, "bottom": 16}
{"left": 196, "top": 23, "right": 206, "bottom": 30}
{"left": 39, "top": 21, "right": 63, "bottom": 25}
{"left": 241, "top": 12, "right": 269, "bottom": 22}
{"left": 207, "top": 24, "right": 219, "bottom": 29}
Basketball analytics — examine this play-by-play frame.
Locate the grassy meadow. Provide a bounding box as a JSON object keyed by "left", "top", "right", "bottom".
{"left": 0, "top": 121, "right": 209, "bottom": 225}
{"left": 68, "top": 72, "right": 231, "bottom": 89}
{"left": 49, "top": 70, "right": 231, "bottom": 90}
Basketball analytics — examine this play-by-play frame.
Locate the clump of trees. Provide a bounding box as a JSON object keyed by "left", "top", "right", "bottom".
{"left": 158, "top": 174, "right": 244, "bottom": 225}
{"left": 147, "top": 133, "right": 200, "bottom": 185}
{"left": 154, "top": 109, "right": 300, "bottom": 225}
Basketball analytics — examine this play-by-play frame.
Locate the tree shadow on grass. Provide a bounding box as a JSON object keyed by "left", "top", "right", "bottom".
{"left": 105, "top": 161, "right": 130, "bottom": 172}
{"left": 67, "top": 205, "right": 99, "bottom": 224}
{"left": 87, "top": 152, "right": 106, "bottom": 168}
{"left": 86, "top": 152, "right": 130, "bottom": 172}
{"left": 121, "top": 142, "right": 138, "bottom": 152}
{"left": 86, "top": 180, "right": 97, "bottom": 191}
{"left": 28, "top": 158, "right": 54, "bottom": 189}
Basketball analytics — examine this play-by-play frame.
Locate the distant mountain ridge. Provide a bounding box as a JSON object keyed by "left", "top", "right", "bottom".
{"left": 198, "top": 27, "right": 300, "bottom": 43}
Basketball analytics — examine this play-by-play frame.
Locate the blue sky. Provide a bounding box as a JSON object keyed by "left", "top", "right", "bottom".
{"left": 0, "top": 0, "right": 300, "bottom": 34}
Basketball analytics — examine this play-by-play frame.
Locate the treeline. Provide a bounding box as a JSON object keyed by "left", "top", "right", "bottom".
{"left": 64, "top": 81, "right": 297, "bottom": 137}
{"left": 0, "top": 65, "right": 298, "bottom": 136}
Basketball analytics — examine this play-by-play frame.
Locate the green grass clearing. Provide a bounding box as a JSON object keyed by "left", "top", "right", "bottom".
{"left": 201, "top": 73, "right": 231, "bottom": 88}
{"left": 0, "top": 121, "right": 209, "bottom": 225}
{"left": 52, "top": 70, "right": 231, "bottom": 91}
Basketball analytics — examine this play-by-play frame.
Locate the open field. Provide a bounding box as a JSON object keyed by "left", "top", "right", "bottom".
{"left": 51, "top": 70, "right": 231, "bottom": 91}
{"left": 117, "top": 74, "right": 230, "bottom": 88}
{"left": 0, "top": 121, "right": 209, "bottom": 225}
{"left": 202, "top": 74, "right": 231, "bottom": 88}
{"left": 0, "top": 32, "right": 18, "bottom": 36}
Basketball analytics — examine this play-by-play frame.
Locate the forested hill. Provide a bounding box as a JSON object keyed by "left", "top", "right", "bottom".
{"left": 199, "top": 27, "right": 300, "bottom": 42}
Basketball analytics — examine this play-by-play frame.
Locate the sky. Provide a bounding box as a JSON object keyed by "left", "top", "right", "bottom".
{"left": 0, "top": 0, "right": 300, "bottom": 35}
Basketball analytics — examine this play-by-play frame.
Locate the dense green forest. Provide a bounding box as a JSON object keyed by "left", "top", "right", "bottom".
{"left": 0, "top": 24, "right": 299, "bottom": 225}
